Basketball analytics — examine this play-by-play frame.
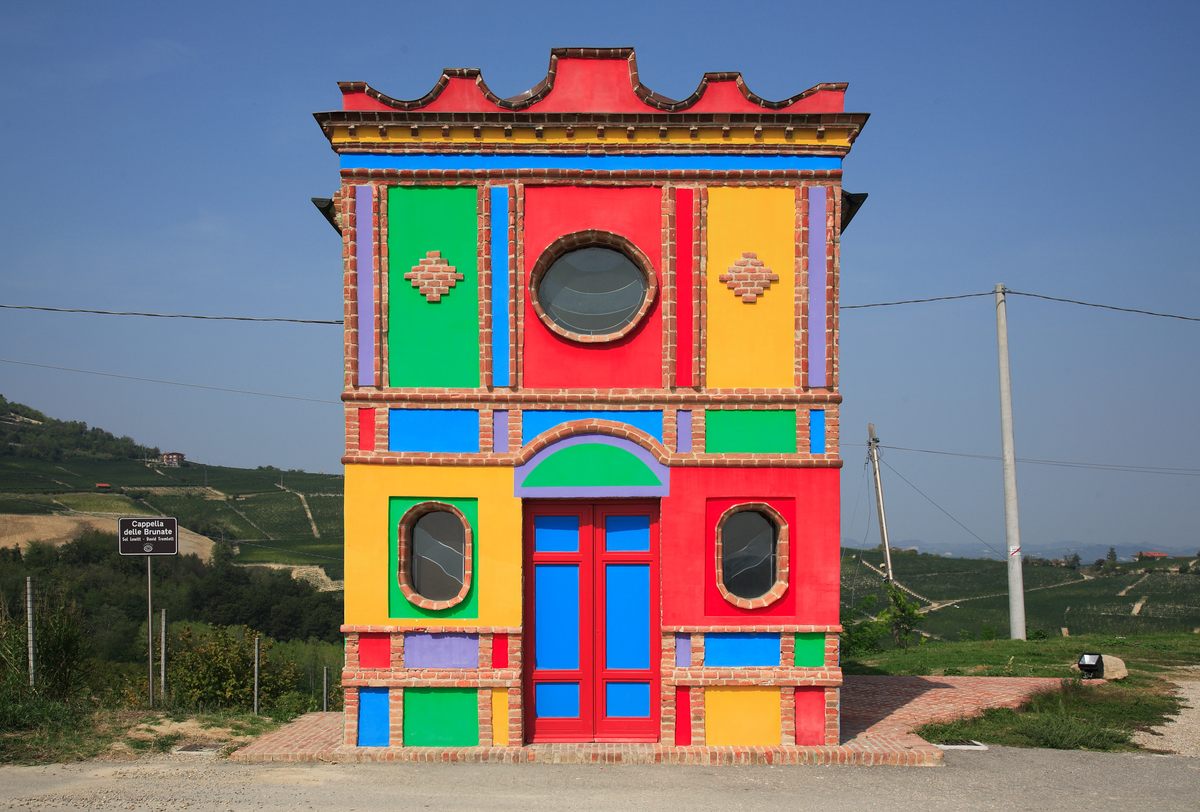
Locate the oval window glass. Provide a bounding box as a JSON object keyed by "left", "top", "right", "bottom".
{"left": 721, "top": 510, "right": 777, "bottom": 600}
{"left": 409, "top": 510, "right": 466, "bottom": 602}
{"left": 536, "top": 246, "right": 648, "bottom": 337}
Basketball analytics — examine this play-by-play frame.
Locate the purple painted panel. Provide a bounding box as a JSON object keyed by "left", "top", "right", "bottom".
{"left": 403, "top": 633, "right": 479, "bottom": 669}
{"left": 808, "top": 186, "right": 827, "bottom": 388}
{"left": 356, "top": 185, "right": 375, "bottom": 387}
{"left": 676, "top": 410, "right": 693, "bottom": 453}
{"left": 493, "top": 410, "right": 509, "bottom": 453}
{"left": 675, "top": 633, "right": 691, "bottom": 667}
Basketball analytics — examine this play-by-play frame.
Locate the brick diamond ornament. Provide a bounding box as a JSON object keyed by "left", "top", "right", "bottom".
{"left": 405, "top": 250, "right": 463, "bottom": 302}
{"left": 719, "top": 252, "right": 780, "bottom": 303}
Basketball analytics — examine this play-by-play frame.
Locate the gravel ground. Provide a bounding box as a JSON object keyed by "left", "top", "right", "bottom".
{"left": 2, "top": 747, "right": 1199, "bottom": 811}
{"left": 1134, "top": 666, "right": 1200, "bottom": 757}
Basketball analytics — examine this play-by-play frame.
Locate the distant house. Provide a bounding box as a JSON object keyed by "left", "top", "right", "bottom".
{"left": 95, "top": 483, "right": 111, "bottom": 491}
{"left": 1137, "top": 551, "right": 1169, "bottom": 561}
{"left": 160, "top": 452, "right": 185, "bottom": 467}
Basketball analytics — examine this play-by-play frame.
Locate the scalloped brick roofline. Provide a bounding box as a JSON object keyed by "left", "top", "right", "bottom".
{"left": 338, "top": 47, "right": 849, "bottom": 115}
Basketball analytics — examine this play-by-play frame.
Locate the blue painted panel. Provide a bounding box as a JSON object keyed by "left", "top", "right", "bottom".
{"left": 535, "top": 565, "right": 579, "bottom": 669}
{"left": 521, "top": 410, "right": 664, "bottom": 444}
{"left": 535, "top": 682, "right": 580, "bottom": 718}
{"left": 388, "top": 409, "right": 479, "bottom": 453}
{"left": 704, "top": 633, "right": 782, "bottom": 667}
{"left": 809, "top": 409, "right": 826, "bottom": 454}
{"left": 605, "top": 564, "right": 649, "bottom": 670}
{"left": 356, "top": 687, "right": 389, "bottom": 747}
{"left": 534, "top": 515, "right": 579, "bottom": 552}
{"left": 490, "top": 185, "right": 510, "bottom": 387}
{"left": 605, "top": 682, "right": 651, "bottom": 718}
{"left": 342, "top": 154, "right": 842, "bottom": 172}
{"left": 605, "top": 514, "right": 650, "bottom": 552}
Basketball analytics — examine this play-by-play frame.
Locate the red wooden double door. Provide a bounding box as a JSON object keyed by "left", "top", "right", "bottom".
{"left": 523, "top": 501, "right": 660, "bottom": 742}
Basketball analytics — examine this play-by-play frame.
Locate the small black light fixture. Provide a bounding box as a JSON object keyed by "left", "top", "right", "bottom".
{"left": 1077, "top": 652, "right": 1104, "bottom": 679}
{"left": 311, "top": 197, "right": 341, "bottom": 234}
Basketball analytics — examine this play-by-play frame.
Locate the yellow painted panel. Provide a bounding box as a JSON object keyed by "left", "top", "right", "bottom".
{"left": 330, "top": 125, "right": 853, "bottom": 149}
{"left": 706, "top": 187, "right": 796, "bottom": 387}
{"left": 492, "top": 689, "right": 510, "bottom": 746}
{"left": 343, "top": 464, "right": 522, "bottom": 627}
{"left": 704, "top": 687, "right": 782, "bottom": 746}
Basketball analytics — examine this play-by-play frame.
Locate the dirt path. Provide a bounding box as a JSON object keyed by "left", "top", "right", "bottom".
{"left": 1133, "top": 667, "right": 1200, "bottom": 757}
{"left": 1131, "top": 596, "right": 1149, "bottom": 616}
{"left": 277, "top": 485, "right": 320, "bottom": 539}
{"left": 1119, "top": 572, "right": 1149, "bottom": 597}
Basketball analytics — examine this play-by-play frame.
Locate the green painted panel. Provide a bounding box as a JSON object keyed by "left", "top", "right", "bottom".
{"left": 403, "top": 688, "right": 479, "bottom": 746}
{"left": 794, "top": 633, "right": 826, "bottom": 667}
{"left": 387, "top": 186, "right": 480, "bottom": 387}
{"left": 704, "top": 410, "right": 797, "bottom": 453}
{"left": 523, "top": 444, "right": 662, "bottom": 488}
{"left": 388, "top": 497, "right": 479, "bottom": 619}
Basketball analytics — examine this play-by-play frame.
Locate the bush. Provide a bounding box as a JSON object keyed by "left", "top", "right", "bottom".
{"left": 168, "top": 624, "right": 299, "bottom": 713}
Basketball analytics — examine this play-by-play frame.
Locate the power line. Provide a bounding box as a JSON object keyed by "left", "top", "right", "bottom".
{"left": 1005, "top": 290, "right": 1200, "bottom": 323}
{"left": 879, "top": 457, "right": 1007, "bottom": 559}
{"left": 841, "top": 292, "right": 992, "bottom": 309}
{"left": 843, "top": 441, "right": 1200, "bottom": 476}
{"left": 0, "top": 303, "right": 342, "bottom": 325}
{"left": 0, "top": 358, "right": 341, "bottom": 406}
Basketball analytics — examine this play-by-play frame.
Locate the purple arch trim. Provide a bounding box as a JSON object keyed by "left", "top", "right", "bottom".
{"left": 514, "top": 434, "right": 670, "bottom": 498}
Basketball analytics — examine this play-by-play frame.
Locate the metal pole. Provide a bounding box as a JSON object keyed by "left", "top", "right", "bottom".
{"left": 867, "top": 423, "right": 895, "bottom": 582}
{"left": 323, "top": 666, "right": 328, "bottom": 712}
{"left": 160, "top": 608, "right": 166, "bottom": 703}
{"left": 147, "top": 556, "right": 154, "bottom": 706}
{"left": 25, "top": 576, "right": 34, "bottom": 689}
{"left": 995, "top": 284, "right": 1027, "bottom": 640}
{"left": 253, "top": 635, "right": 260, "bottom": 715}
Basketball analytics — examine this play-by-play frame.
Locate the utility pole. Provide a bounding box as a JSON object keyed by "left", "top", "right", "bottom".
{"left": 25, "top": 576, "right": 34, "bottom": 689}
{"left": 994, "top": 284, "right": 1027, "bottom": 640}
{"left": 253, "top": 635, "right": 260, "bottom": 715}
{"left": 867, "top": 424, "right": 895, "bottom": 582}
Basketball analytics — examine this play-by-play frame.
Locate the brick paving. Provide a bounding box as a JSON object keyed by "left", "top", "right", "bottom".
{"left": 231, "top": 675, "right": 1062, "bottom": 767}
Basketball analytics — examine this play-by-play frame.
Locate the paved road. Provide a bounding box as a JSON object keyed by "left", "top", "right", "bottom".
{"left": 1, "top": 746, "right": 1197, "bottom": 811}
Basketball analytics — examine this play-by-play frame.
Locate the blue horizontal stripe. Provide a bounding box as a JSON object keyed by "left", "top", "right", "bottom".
{"left": 704, "top": 633, "right": 781, "bottom": 667}
{"left": 341, "top": 153, "right": 841, "bottom": 172}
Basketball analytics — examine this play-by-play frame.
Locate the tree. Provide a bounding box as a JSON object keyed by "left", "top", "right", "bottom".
{"left": 1105, "top": 546, "right": 1118, "bottom": 571}
{"left": 1065, "top": 552, "right": 1081, "bottom": 570}
{"left": 878, "top": 584, "right": 923, "bottom": 649}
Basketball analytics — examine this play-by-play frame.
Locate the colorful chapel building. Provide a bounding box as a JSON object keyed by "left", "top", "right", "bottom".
{"left": 315, "top": 48, "right": 868, "bottom": 753}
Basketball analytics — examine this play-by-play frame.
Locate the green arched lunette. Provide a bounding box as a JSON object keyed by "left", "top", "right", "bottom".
{"left": 521, "top": 443, "right": 662, "bottom": 488}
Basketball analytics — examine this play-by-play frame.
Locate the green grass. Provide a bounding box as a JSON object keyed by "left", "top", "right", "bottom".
{"left": 235, "top": 539, "right": 344, "bottom": 580}
{"left": 0, "top": 493, "right": 59, "bottom": 514}
{"left": 305, "top": 494, "right": 343, "bottom": 540}
{"left": 917, "top": 678, "right": 1179, "bottom": 751}
{"left": 143, "top": 494, "right": 261, "bottom": 539}
{"left": 845, "top": 632, "right": 1200, "bottom": 678}
{"left": 55, "top": 492, "right": 154, "bottom": 514}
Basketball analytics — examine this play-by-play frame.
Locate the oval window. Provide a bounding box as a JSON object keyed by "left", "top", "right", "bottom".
{"left": 533, "top": 236, "right": 655, "bottom": 341}
{"left": 720, "top": 510, "right": 778, "bottom": 600}
{"left": 410, "top": 506, "right": 470, "bottom": 602}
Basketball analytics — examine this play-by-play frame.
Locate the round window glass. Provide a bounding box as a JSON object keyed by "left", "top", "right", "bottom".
{"left": 409, "top": 510, "right": 466, "bottom": 603}
{"left": 720, "top": 510, "right": 777, "bottom": 600}
{"left": 536, "top": 246, "right": 649, "bottom": 337}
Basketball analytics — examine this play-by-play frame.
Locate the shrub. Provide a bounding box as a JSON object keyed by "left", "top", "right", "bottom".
{"left": 168, "top": 625, "right": 299, "bottom": 712}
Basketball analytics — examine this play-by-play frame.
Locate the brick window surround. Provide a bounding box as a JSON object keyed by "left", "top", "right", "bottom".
{"left": 396, "top": 501, "right": 474, "bottom": 611}
{"left": 528, "top": 229, "right": 659, "bottom": 344}
{"left": 713, "top": 502, "right": 790, "bottom": 610}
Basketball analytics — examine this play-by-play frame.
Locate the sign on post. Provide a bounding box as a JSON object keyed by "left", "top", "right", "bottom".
{"left": 118, "top": 517, "right": 178, "bottom": 556}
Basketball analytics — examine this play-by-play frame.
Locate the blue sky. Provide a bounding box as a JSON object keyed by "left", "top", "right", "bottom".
{"left": 2, "top": 1, "right": 1197, "bottom": 558}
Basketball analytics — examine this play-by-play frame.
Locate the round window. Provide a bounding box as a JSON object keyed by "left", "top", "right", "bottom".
{"left": 398, "top": 503, "right": 473, "bottom": 610}
{"left": 532, "top": 233, "right": 656, "bottom": 342}
{"left": 720, "top": 510, "right": 778, "bottom": 600}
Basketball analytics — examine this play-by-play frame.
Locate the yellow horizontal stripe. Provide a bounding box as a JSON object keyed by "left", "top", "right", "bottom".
{"left": 331, "top": 126, "right": 853, "bottom": 149}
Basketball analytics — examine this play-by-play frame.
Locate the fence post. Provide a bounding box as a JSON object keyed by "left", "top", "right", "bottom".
{"left": 253, "top": 635, "right": 260, "bottom": 715}
{"left": 323, "top": 666, "right": 328, "bottom": 712}
{"left": 25, "top": 576, "right": 34, "bottom": 689}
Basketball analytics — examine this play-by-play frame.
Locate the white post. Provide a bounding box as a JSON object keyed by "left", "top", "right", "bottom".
{"left": 995, "top": 284, "right": 1027, "bottom": 640}
{"left": 25, "top": 576, "right": 34, "bottom": 689}
{"left": 147, "top": 557, "right": 154, "bottom": 706}
{"left": 253, "top": 635, "right": 260, "bottom": 715}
